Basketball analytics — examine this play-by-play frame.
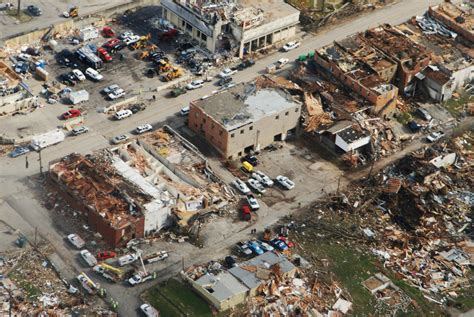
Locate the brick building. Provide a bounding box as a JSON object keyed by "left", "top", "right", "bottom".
{"left": 188, "top": 82, "right": 302, "bottom": 160}
{"left": 429, "top": 2, "right": 473, "bottom": 43}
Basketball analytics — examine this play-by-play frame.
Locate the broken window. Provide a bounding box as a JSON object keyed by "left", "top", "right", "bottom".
{"left": 276, "top": 115, "right": 280, "bottom": 120}
{"left": 240, "top": 129, "right": 244, "bottom": 134}
{"left": 249, "top": 126, "right": 253, "bottom": 131}
{"left": 231, "top": 133, "right": 235, "bottom": 138}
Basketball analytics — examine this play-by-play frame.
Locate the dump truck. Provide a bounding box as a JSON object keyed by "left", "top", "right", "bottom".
{"left": 77, "top": 272, "right": 100, "bottom": 295}
{"left": 163, "top": 67, "right": 183, "bottom": 81}
{"left": 30, "top": 129, "right": 65, "bottom": 151}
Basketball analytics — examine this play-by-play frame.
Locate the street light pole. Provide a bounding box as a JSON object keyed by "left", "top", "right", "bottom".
{"left": 38, "top": 150, "right": 43, "bottom": 175}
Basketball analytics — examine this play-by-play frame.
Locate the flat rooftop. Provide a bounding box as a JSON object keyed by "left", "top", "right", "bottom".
{"left": 194, "top": 83, "right": 300, "bottom": 131}
{"left": 235, "top": 0, "right": 299, "bottom": 27}
{"left": 431, "top": 2, "right": 473, "bottom": 36}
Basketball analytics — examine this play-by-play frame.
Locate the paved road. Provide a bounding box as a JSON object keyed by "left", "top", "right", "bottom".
{"left": 0, "top": 0, "right": 456, "bottom": 316}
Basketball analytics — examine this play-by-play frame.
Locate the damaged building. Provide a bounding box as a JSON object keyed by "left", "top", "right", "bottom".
{"left": 0, "top": 61, "right": 37, "bottom": 116}
{"left": 314, "top": 41, "right": 399, "bottom": 116}
{"left": 188, "top": 80, "right": 302, "bottom": 160}
{"left": 161, "top": 0, "right": 300, "bottom": 57}
{"left": 360, "top": 25, "right": 432, "bottom": 94}
{"left": 49, "top": 128, "right": 231, "bottom": 247}
{"left": 396, "top": 14, "right": 473, "bottom": 102}
{"left": 428, "top": 2, "right": 473, "bottom": 43}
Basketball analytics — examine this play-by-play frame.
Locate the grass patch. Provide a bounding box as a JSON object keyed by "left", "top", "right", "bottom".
{"left": 145, "top": 278, "right": 214, "bottom": 317}
{"left": 443, "top": 90, "right": 470, "bottom": 119}
{"left": 8, "top": 271, "right": 41, "bottom": 299}
{"left": 396, "top": 111, "right": 413, "bottom": 125}
{"left": 6, "top": 9, "right": 34, "bottom": 23}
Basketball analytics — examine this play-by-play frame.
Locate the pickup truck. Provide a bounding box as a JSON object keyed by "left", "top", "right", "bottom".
{"left": 67, "top": 233, "right": 85, "bottom": 249}
{"left": 144, "top": 251, "right": 169, "bottom": 264}
{"left": 118, "top": 253, "right": 139, "bottom": 266}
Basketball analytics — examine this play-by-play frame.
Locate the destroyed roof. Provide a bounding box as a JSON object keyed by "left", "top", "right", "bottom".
{"left": 194, "top": 82, "right": 301, "bottom": 131}
{"left": 0, "top": 61, "right": 21, "bottom": 89}
{"left": 361, "top": 25, "right": 430, "bottom": 68}
{"left": 396, "top": 20, "right": 473, "bottom": 73}
{"left": 337, "top": 35, "right": 397, "bottom": 73}
{"left": 195, "top": 271, "right": 249, "bottom": 302}
{"left": 228, "top": 252, "right": 296, "bottom": 289}
{"left": 337, "top": 126, "right": 370, "bottom": 144}
{"left": 325, "top": 120, "right": 354, "bottom": 134}
{"left": 233, "top": 0, "right": 299, "bottom": 30}
{"left": 161, "top": 0, "right": 213, "bottom": 36}
{"left": 430, "top": 2, "right": 474, "bottom": 39}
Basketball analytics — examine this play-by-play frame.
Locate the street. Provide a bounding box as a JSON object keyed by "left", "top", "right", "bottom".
{"left": 0, "top": 0, "right": 457, "bottom": 316}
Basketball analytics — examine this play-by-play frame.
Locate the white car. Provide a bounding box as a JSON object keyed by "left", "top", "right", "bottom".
{"left": 186, "top": 80, "right": 204, "bottom": 90}
{"left": 71, "top": 125, "right": 89, "bottom": 136}
{"left": 135, "top": 124, "right": 153, "bottom": 134}
{"left": 80, "top": 249, "right": 98, "bottom": 267}
{"left": 219, "top": 68, "right": 237, "bottom": 78}
{"left": 276, "top": 175, "right": 295, "bottom": 190}
{"left": 67, "top": 233, "right": 85, "bottom": 249}
{"left": 108, "top": 88, "right": 126, "bottom": 100}
{"left": 246, "top": 194, "right": 260, "bottom": 210}
{"left": 72, "top": 69, "right": 86, "bottom": 81}
{"left": 112, "top": 134, "right": 129, "bottom": 144}
{"left": 119, "top": 31, "right": 134, "bottom": 40}
{"left": 252, "top": 171, "right": 273, "bottom": 187}
{"left": 426, "top": 131, "right": 445, "bottom": 143}
{"left": 115, "top": 109, "right": 133, "bottom": 120}
{"left": 103, "top": 84, "right": 120, "bottom": 94}
{"left": 140, "top": 304, "right": 159, "bottom": 317}
{"left": 282, "top": 41, "right": 300, "bottom": 52}
{"left": 85, "top": 67, "right": 103, "bottom": 81}
{"left": 180, "top": 106, "right": 190, "bottom": 116}
{"left": 232, "top": 179, "right": 250, "bottom": 195}
{"left": 124, "top": 35, "right": 140, "bottom": 45}
{"left": 247, "top": 178, "right": 266, "bottom": 194}
{"left": 276, "top": 58, "right": 289, "bottom": 69}
{"left": 257, "top": 240, "right": 274, "bottom": 252}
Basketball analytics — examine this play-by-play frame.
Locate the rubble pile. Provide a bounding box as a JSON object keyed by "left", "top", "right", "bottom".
{"left": 298, "top": 132, "right": 473, "bottom": 305}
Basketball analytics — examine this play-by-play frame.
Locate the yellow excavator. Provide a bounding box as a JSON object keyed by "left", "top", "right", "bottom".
{"left": 163, "top": 67, "right": 183, "bottom": 81}
{"left": 63, "top": 6, "right": 78, "bottom": 18}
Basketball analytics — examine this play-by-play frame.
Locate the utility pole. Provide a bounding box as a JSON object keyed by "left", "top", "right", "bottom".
{"left": 25, "top": 155, "right": 29, "bottom": 169}
{"left": 17, "top": 0, "right": 21, "bottom": 15}
{"left": 34, "top": 227, "right": 37, "bottom": 247}
{"left": 336, "top": 176, "right": 341, "bottom": 195}
{"left": 38, "top": 150, "right": 43, "bottom": 176}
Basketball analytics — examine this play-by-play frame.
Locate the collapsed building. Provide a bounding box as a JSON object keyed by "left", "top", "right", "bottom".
{"left": 360, "top": 25, "right": 432, "bottom": 94}
{"left": 0, "top": 61, "right": 36, "bottom": 116}
{"left": 49, "top": 128, "right": 230, "bottom": 247}
{"left": 161, "top": 0, "right": 300, "bottom": 57}
{"left": 428, "top": 2, "right": 473, "bottom": 43}
{"left": 396, "top": 15, "right": 473, "bottom": 102}
{"left": 314, "top": 40, "right": 399, "bottom": 116}
{"left": 188, "top": 79, "right": 302, "bottom": 160}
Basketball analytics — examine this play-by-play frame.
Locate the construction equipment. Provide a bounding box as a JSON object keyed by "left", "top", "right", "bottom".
{"left": 77, "top": 272, "right": 100, "bottom": 295}
{"left": 156, "top": 59, "right": 171, "bottom": 73}
{"left": 140, "top": 51, "right": 150, "bottom": 60}
{"left": 130, "top": 34, "right": 151, "bottom": 50}
{"left": 93, "top": 263, "right": 125, "bottom": 282}
{"left": 163, "top": 67, "right": 183, "bottom": 82}
{"left": 65, "top": 6, "right": 78, "bottom": 18}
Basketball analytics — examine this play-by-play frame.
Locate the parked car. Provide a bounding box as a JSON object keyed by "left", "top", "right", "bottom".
{"left": 276, "top": 175, "right": 295, "bottom": 190}
{"left": 67, "top": 233, "right": 85, "bottom": 249}
{"left": 179, "top": 106, "right": 190, "bottom": 116}
{"left": 108, "top": 88, "right": 126, "bottom": 100}
{"left": 242, "top": 155, "right": 259, "bottom": 166}
{"left": 135, "top": 124, "right": 153, "bottom": 134}
{"left": 247, "top": 178, "right": 266, "bottom": 194}
{"left": 124, "top": 35, "right": 140, "bottom": 45}
{"left": 71, "top": 126, "right": 89, "bottom": 136}
{"left": 72, "top": 69, "right": 86, "bottom": 81}
{"left": 103, "top": 84, "right": 120, "bottom": 94}
{"left": 246, "top": 194, "right": 260, "bottom": 210}
{"left": 27, "top": 5, "right": 42, "bottom": 16}
{"left": 62, "top": 109, "right": 81, "bottom": 120}
{"left": 232, "top": 179, "right": 250, "bottom": 195}
{"left": 115, "top": 109, "right": 133, "bottom": 120}
{"left": 408, "top": 120, "right": 421, "bottom": 133}
{"left": 140, "top": 303, "right": 159, "bottom": 317}
{"left": 282, "top": 41, "right": 300, "bottom": 52}
{"left": 97, "top": 251, "right": 117, "bottom": 261}
{"left": 9, "top": 146, "right": 30, "bottom": 158}
{"left": 236, "top": 241, "right": 253, "bottom": 257}
{"left": 224, "top": 256, "right": 237, "bottom": 268}
{"left": 426, "top": 131, "right": 445, "bottom": 142}
{"left": 85, "top": 67, "right": 103, "bottom": 81}
{"left": 217, "top": 76, "right": 232, "bottom": 86}
{"left": 248, "top": 241, "right": 264, "bottom": 255}
{"left": 415, "top": 108, "right": 432, "bottom": 121}
{"left": 129, "top": 103, "right": 146, "bottom": 114}
{"left": 186, "top": 80, "right": 204, "bottom": 90}
{"left": 220, "top": 82, "right": 236, "bottom": 91}
{"left": 96, "top": 47, "right": 112, "bottom": 62}
{"left": 237, "top": 59, "right": 255, "bottom": 70}
{"left": 119, "top": 31, "right": 134, "bottom": 40}
{"left": 128, "top": 272, "right": 153, "bottom": 286}
{"left": 257, "top": 240, "right": 274, "bottom": 252}
{"left": 241, "top": 204, "right": 252, "bottom": 221}
{"left": 80, "top": 249, "right": 98, "bottom": 267}
{"left": 219, "top": 67, "right": 237, "bottom": 78}
{"left": 60, "top": 73, "right": 77, "bottom": 86}
{"left": 118, "top": 253, "right": 138, "bottom": 266}
{"left": 252, "top": 171, "right": 273, "bottom": 187}
{"left": 275, "top": 58, "right": 289, "bottom": 69}
{"left": 112, "top": 134, "right": 129, "bottom": 144}
{"left": 270, "top": 238, "right": 288, "bottom": 251}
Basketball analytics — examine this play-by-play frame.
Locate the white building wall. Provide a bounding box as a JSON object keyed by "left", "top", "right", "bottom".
{"left": 335, "top": 134, "right": 371, "bottom": 152}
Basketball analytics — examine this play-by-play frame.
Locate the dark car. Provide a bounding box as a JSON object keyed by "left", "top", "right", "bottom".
{"left": 415, "top": 108, "right": 432, "bottom": 121}
{"left": 27, "top": 5, "right": 42, "bottom": 16}
{"left": 59, "top": 73, "right": 77, "bottom": 86}
{"left": 242, "top": 155, "right": 259, "bottom": 166}
{"left": 129, "top": 103, "right": 146, "bottom": 114}
{"left": 217, "top": 76, "right": 232, "bottom": 86}
{"left": 224, "top": 256, "right": 237, "bottom": 268}
{"left": 408, "top": 120, "right": 421, "bottom": 133}
{"left": 238, "top": 59, "right": 255, "bottom": 70}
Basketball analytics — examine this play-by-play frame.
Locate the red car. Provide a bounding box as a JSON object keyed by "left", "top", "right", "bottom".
{"left": 97, "top": 47, "right": 112, "bottom": 62}
{"left": 102, "top": 26, "right": 115, "bottom": 38}
{"left": 97, "top": 251, "right": 117, "bottom": 260}
{"left": 103, "top": 38, "right": 121, "bottom": 49}
{"left": 62, "top": 109, "right": 81, "bottom": 119}
{"left": 241, "top": 205, "right": 251, "bottom": 221}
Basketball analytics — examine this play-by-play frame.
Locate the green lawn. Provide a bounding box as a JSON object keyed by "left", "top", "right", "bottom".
{"left": 443, "top": 90, "right": 470, "bottom": 119}
{"left": 145, "top": 279, "right": 214, "bottom": 317}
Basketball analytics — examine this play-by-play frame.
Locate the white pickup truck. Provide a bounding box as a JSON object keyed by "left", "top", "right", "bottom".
{"left": 80, "top": 249, "right": 98, "bottom": 267}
